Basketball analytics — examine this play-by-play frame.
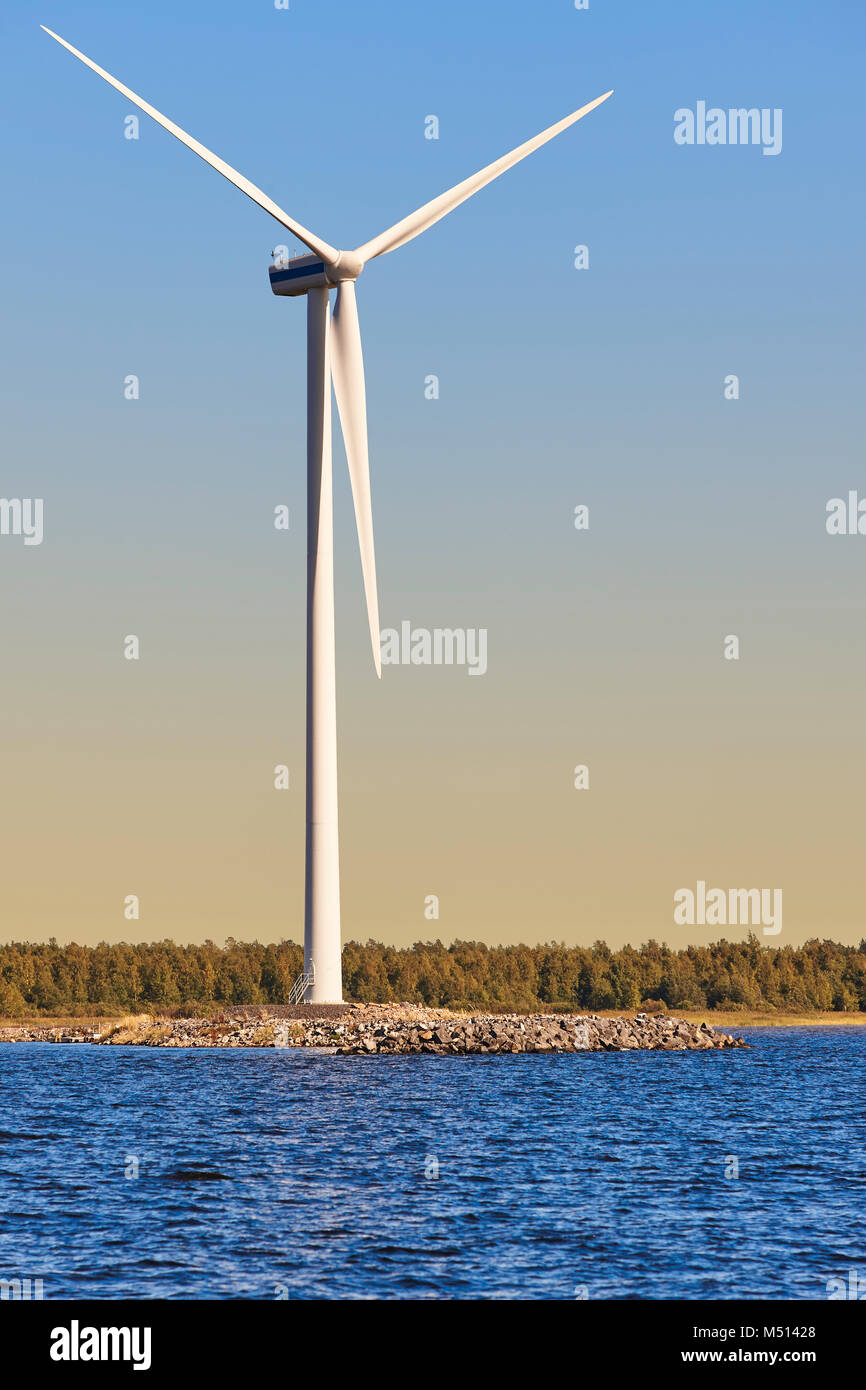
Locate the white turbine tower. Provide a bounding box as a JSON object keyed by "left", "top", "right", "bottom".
{"left": 42, "top": 25, "right": 612, "bottom": 1002}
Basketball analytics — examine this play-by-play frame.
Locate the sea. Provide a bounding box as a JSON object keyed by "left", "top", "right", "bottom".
{"left": 0, "top": 1026, "right": 863, "bottom": 1300}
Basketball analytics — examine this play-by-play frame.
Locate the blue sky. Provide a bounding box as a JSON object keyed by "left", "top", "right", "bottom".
{"left": 1, "top": 0, "right": 865, "bottom": 946}
{"left": 3, "top": 0, "right": 862, "bottom": 584}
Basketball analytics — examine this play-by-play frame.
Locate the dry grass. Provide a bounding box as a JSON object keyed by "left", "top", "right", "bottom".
{"left": 593, "top": 1008, "right": 866, "bottom": 1028}
{"left": 137, "top": 1024, "right": 174, "bottom": 1045}
{"left": 96, "top": 1014, "right": 155, "bottom": 1043}
{"left": 0, "top": 1014, "right": 111, "bottom": 1029}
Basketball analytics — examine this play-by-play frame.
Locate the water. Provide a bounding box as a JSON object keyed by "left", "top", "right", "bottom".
{"left": 0, "top": 1027, "right": 863, "bottom": 1299}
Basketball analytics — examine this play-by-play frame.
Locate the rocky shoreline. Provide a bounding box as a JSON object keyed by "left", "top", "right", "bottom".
{"left": 0, "top": 1004, "right": 748, "bottom": 1054}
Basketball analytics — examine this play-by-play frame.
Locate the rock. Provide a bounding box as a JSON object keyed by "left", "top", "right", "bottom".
{"left": 0, "top": 1004, "right": 749, "bottom": 1054}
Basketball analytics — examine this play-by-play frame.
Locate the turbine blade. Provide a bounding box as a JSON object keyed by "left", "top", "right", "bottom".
{"left": 354, "top": 91, "right": 613, "bottom": 263}
{"left": 329, "top": 281, "right": 381, "bottom": 677}
{"left": 40, "top": 26, "right": 338, "bottom": 263}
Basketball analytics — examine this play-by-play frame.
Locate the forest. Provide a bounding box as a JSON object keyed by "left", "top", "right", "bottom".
{"left": 1, "top": 935, "right": 865, "bottom": 1016}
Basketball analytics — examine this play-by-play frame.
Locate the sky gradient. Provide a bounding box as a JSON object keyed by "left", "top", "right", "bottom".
{"left": 1, "top": 0, "right": 864, "bottom": 949}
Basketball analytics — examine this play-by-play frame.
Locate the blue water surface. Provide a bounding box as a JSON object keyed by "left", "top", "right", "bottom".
{"left": 0, "top": 1027, "right": 863, "bottom": 1299}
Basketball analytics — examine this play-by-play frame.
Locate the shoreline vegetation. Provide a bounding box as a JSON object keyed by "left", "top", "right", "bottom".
{"left": 1, "top": 936, "right": 865, "bottom": 1020}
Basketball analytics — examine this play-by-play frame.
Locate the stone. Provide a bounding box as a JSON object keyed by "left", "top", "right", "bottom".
{"left": 0, "top": 1003, "right": 750, "bottom": 1055}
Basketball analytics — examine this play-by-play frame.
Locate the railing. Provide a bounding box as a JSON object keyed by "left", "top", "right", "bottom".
{"left": 287, "top": 964, "right": 315, "bottom": 1005}
{"left": 270, "top": 249, "right": 313, "bottom": 268}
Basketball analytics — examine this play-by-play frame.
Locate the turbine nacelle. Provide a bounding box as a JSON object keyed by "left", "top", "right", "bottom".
{"left": 269, "top": 253, "right": 329, "bottom": 298}
{"left": 268, "top": 250, "right": 364, "bottom": 298}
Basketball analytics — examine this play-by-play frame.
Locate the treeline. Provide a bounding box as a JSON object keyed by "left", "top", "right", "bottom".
{"left": 1, "top": 936, "right": 866, "bottom": 1016}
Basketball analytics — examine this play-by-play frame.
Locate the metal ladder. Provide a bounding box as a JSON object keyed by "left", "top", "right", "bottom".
{"left": 287, "top": 963, "right": 315, "bottom": 1005}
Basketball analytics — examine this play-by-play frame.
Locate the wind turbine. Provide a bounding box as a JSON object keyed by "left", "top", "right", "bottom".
{"left": 42, "top": 25, "right": 612, "bottom": 1002}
